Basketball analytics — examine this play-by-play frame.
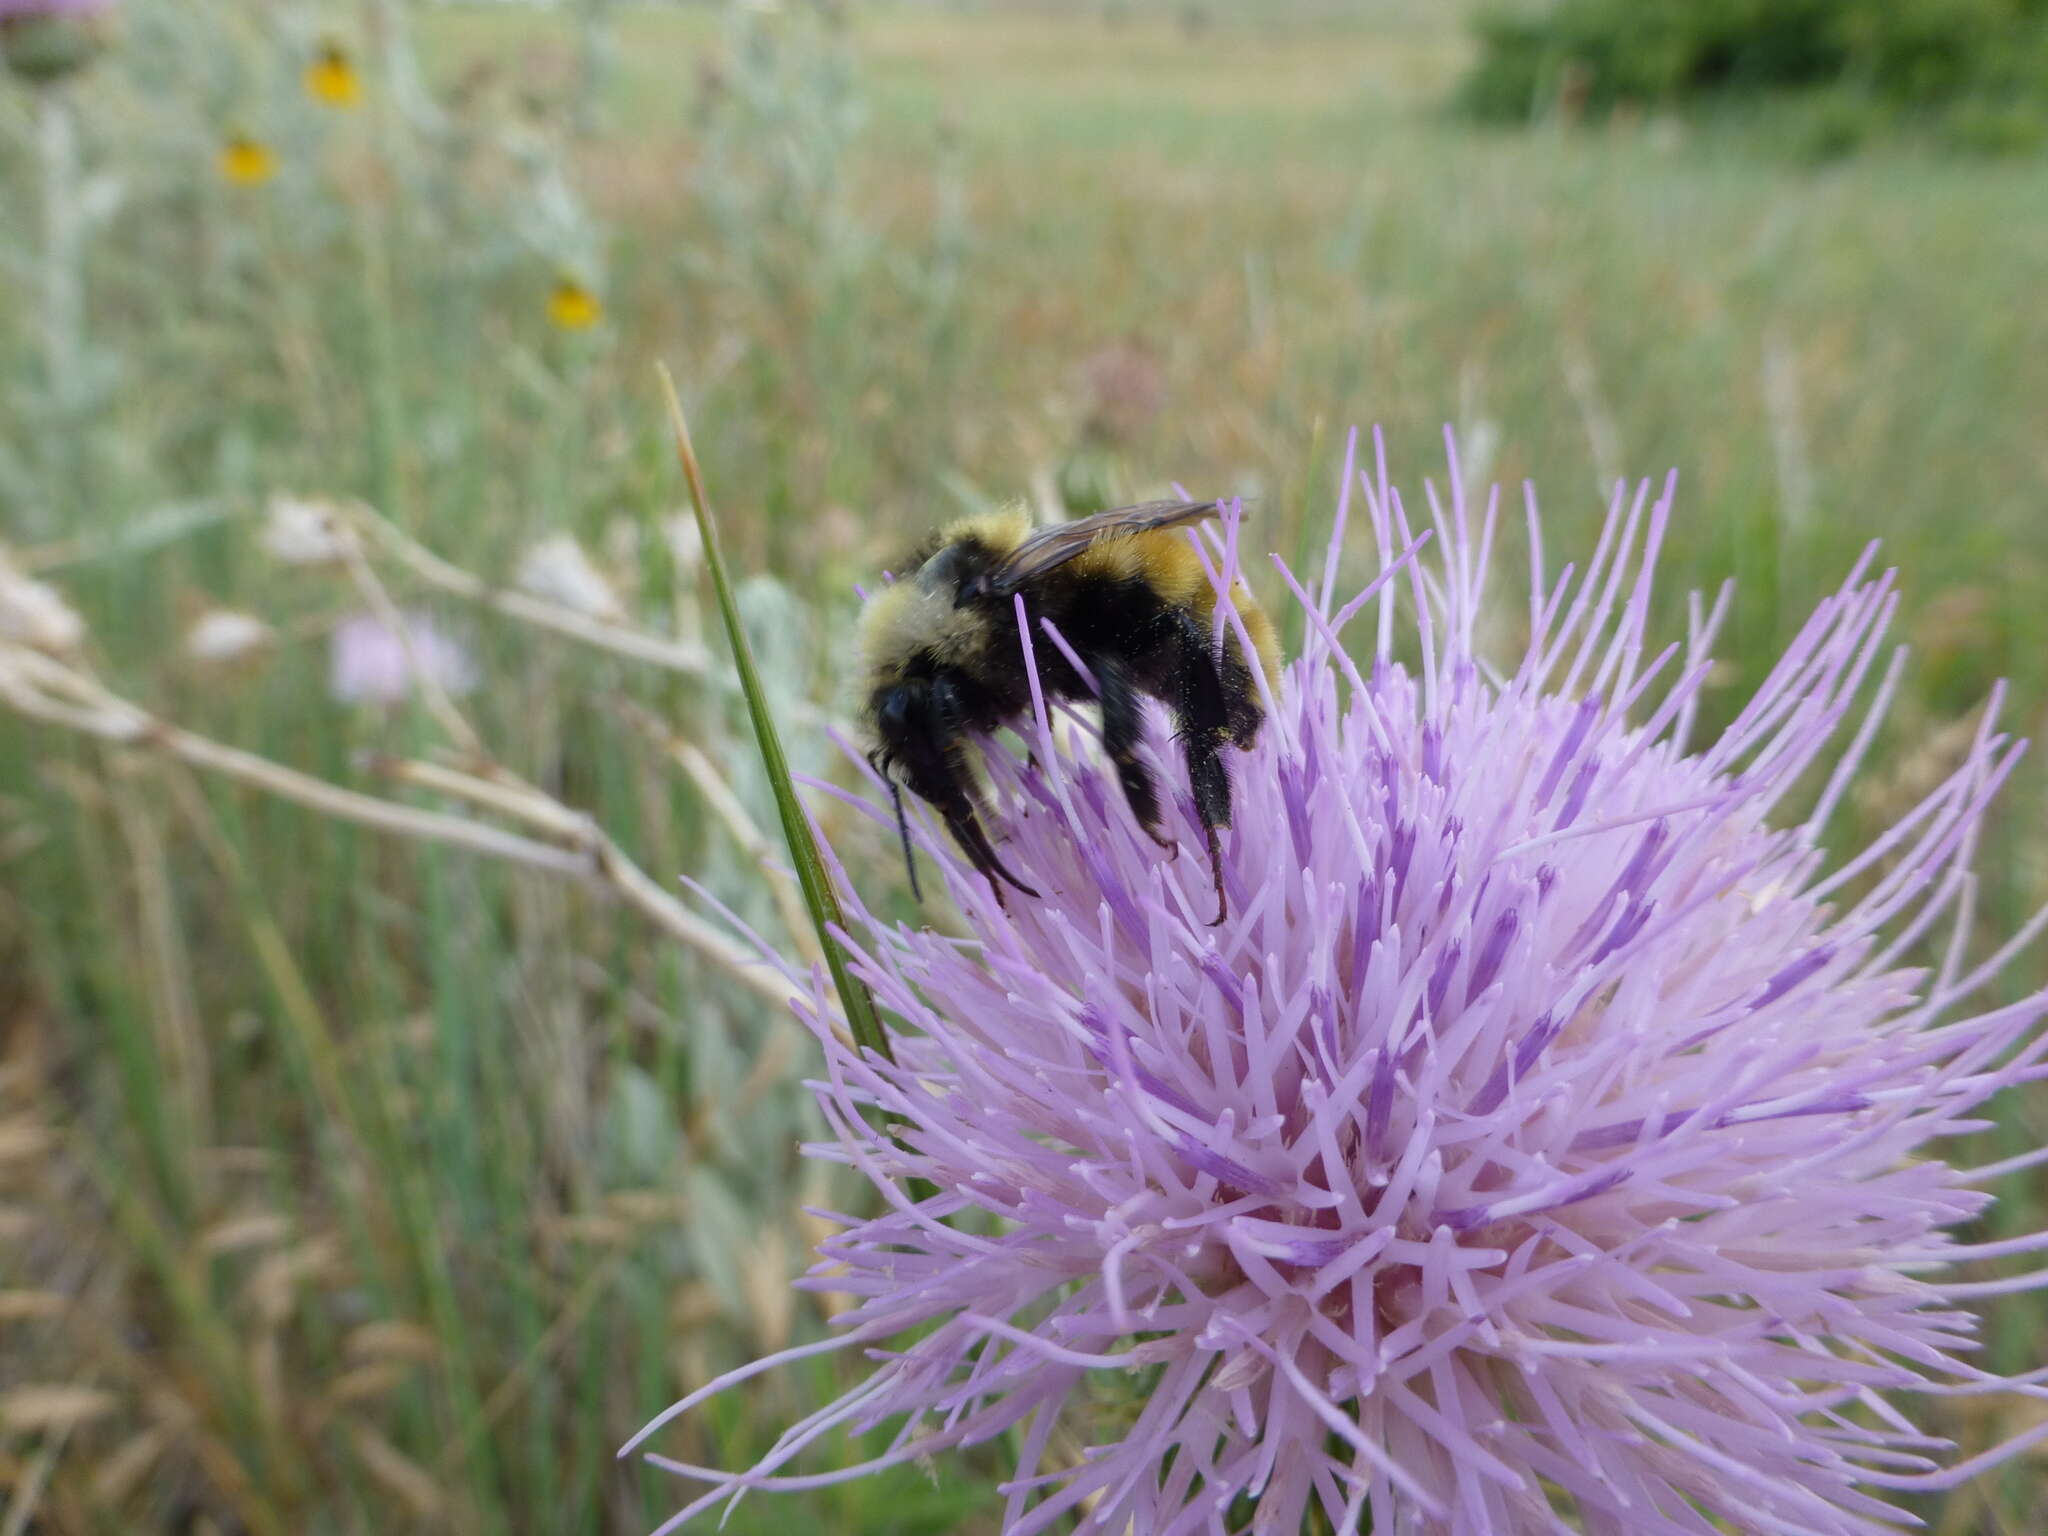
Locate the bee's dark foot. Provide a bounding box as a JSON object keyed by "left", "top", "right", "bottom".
{"left": 947, "top": 804, "right": 1039, "bottom": 905}
{"left": 1143, "top": 826, "right": 1179, "bottom": 858}
{"left": 987, "top": 865, "right": 1040, "bottom": 905}
{"left": 1204, "top": 823, "right": 1228, "bottom": 926}
{"left": 986, "top": 872, "right": 1042, "bottom": 909}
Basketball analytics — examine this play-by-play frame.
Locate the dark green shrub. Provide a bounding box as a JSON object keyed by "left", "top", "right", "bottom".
{"left": 1460, "top": 0, "right": 2048, "bottom": 151}
{"left": 1794, "top": 86, "right": 1889, "bottom": 160}
{"left": 1944, "top": 96, "right": 2048, "bottom": 152}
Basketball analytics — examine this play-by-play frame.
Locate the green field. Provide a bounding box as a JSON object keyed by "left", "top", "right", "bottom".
{"left": 3, "top": 1, "right": 2047, "bottom": 1531}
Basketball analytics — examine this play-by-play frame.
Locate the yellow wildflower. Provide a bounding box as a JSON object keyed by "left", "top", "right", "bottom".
{"left": 305, "top": 42, "right": 360, "bottom": 108}
{"left": 219, "top": 133, "right": 276, "bottom": 187}
{"left": 548, "top": 278, "right": 602, "bottom": 331}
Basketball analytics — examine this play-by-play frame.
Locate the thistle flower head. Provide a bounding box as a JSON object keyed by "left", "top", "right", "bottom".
{"left": 328, "top": 609, "right": 475, "bottom": 707}
{"left": 0, "top": 0, "right": 114, "bottom": 85}
{"left": 0, "top": 0, "right": 113, "bottom": 20}
{"left": 635, "top": 432, "right": 2048, "bottom": 1534}
{"left": 663, "top": 514, "right": 705, "bottom": 578}
{"left": 516, "top": 533, "right": 625, "bottom": 621}
{"left": 1078, "top": 338, "right": 1167, "bottom": 446}
{"left": 261, "top": 493, "right": 355, "bottom": 567}
{"left": 184, "top": 608, "right": 273, "bottom": 666}
{"left": 0, "top": 549, "right": 84, "bottom": 654}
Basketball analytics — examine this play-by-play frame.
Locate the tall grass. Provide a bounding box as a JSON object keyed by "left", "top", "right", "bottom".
{"left": 2, "top": 2, "right": 2044, "bottom": 1532}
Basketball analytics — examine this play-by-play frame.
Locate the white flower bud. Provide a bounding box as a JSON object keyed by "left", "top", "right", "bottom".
{"left": 261, "top": 494, "right": 354, "bottom": 566}
{"left": 663, "top": 515, "right": 704, "bottom": 579}
{"left": 185, "top": 609, "right": 274, "bottom": 665}
{"left": 0, "top": 550, "right": 85, "bottom": 653}
{"left": 516, "top": 534, "right": 625, "bottom": 622}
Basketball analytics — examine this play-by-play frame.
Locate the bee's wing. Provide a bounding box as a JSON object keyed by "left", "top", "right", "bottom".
{"left": 984, "top": 499, "right": 1226, "bottom": 597}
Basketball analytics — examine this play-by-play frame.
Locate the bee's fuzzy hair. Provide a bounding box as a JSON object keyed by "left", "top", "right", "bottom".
{"left": 857, "top": 508, "right": 1034, "bottom": 692}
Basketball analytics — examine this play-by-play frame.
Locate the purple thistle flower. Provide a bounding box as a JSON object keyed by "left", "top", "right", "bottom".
{"left": 0, "top": 0, "right": 114, "bottom": 15}
{"left": 328, "top": 608, "right": 478, "bottom": 707}
{"left": 0, "top": 0, "right": 115, "bottom": 82}
{"left": 631, "top": 430, "right": 2048, "bottom": 1534}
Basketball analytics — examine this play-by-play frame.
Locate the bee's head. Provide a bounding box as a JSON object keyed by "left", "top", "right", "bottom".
{"left": 858, "top": 563, "right": 998, "bottom": 690}
{"left": 913, "top": 537, "right": 1002, "bottom": 608}
{"left": 864, "top": 675, "right": 954, "bottom": 905}
{"left": 863, "top": 671, "right": 1036, "bottom": 907}
{"left": 866, "top": 675, "right": 934, "bottom": 773}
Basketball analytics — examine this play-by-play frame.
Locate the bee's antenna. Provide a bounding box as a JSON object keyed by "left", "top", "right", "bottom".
{"left": 885, "top": 773, "right": 923, "bottom": 904}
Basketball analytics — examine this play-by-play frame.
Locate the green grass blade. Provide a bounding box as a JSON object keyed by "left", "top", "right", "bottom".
{"left": 655, "top": 364, "right": 893, "bottom": 1065}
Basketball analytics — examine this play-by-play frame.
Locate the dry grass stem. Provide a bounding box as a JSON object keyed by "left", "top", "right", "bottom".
{"left": 618, "top": 698, "right": 825, "bottom": 972}
{"left": 342, "top": 502, "right": 829, "bottom": 727}
{"left": 348, "top": 504, "right": 716, "bottom": 677}
{"left": 0, "top": 645, "right": 589, "bottom": 872}
{"left": 107, "top": 773, "right": 212, "bottom": 1159}
{"left": 377, "top": 755, "right": 597, "bottom": 844}
{"left": 437, "top": 1249, "right": 632, "bottom": 1476}
{"left": 335, "top": 532, "right": 487, "bottom": 758}
{"left": 13, "top": 499, "right": 240, "bottom": 576}
{"left": 366, "top": 753, "right": 794, "bottom": 1004}
{"left": 0, "top": 644, "right": 794, "bottom": 1008}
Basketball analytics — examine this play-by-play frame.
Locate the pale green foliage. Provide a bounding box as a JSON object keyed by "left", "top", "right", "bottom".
{"left": 0, "top": 3, "right": 2045, "bottom": 1533}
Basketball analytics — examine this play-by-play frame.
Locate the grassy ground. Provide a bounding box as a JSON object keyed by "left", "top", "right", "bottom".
{"left": 2, "top": 1, "right": 2046, "bottom": 1531}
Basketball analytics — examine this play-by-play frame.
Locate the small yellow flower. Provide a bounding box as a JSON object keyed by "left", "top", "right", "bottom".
{"left": 548, "top": 278, "right": 602, "bottom": 332}
{"left": 304, "top": 42, "right": 361, "bottom": 108}
{"left": 219, "top": 133, "right": 276, "bottom": 187}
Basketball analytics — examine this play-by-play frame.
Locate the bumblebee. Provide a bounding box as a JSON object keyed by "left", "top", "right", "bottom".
{"left": 859, "top": 499, "right": 1280, "bottom": 924}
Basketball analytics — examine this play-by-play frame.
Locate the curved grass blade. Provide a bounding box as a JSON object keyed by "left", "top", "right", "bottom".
{"left": 654, "top": 364, "right": 893, "bottom": 1066}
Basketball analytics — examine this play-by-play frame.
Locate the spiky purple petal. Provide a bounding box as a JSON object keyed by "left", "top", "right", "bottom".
{"left": 634, "top": 430, "right": 2048, "bottom": 1535}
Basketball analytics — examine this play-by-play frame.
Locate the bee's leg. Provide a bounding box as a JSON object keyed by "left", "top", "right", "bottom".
{"left": 943, "top": 800, "right": 1040, "bottom": 902}
{"left": 1095, "top": 655, "right": 1176, "bottom": 855}
{"left": 1168, "top": 613, "right": 1239, "bottom": 926}
{"left": 1184, "top": 734, "right": 1233, "bottom": 926}
{"left": 932, "top": 746, "right": 1041, "bottom": 901}
{"left": 898, "top": 736, "right": 1040, "bottom": 903}
{"left": 1225, "top": 661, "right": 1263, "bottom": 748}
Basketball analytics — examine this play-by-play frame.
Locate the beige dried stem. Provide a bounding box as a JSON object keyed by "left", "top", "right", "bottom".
{"left": 331, "top": 501, "right": 830, "bottom": 983}
{"left": 612, "top": 697, "right": 825, "bottom": 975}
{"left": 316, "top": 506, "right": 810, "bottom": 1009}
{"left": 335, "top": 500, "right": 826, "bottom": 726}
{"left": 332, "top": 521, "right": 486, "bottom": 760}
{"left": 0, "top": 643, "right": 795, "bottom": 1011}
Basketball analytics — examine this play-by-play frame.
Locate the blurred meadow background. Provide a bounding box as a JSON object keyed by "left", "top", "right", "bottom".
{"left": 1, "top": 0, "right": 2046, "bottom": 1531}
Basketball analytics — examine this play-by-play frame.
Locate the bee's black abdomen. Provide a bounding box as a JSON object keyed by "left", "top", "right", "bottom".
{"left": 864, "top": 512, "right": 1271, "bottom": 921}
{"left": 991, "top": 570, "right": 1258, "bottom": 922}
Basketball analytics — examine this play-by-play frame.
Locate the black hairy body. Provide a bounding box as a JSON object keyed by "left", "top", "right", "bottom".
{"left": 858, "top": 502, "right": 1279, "bottom": 924}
